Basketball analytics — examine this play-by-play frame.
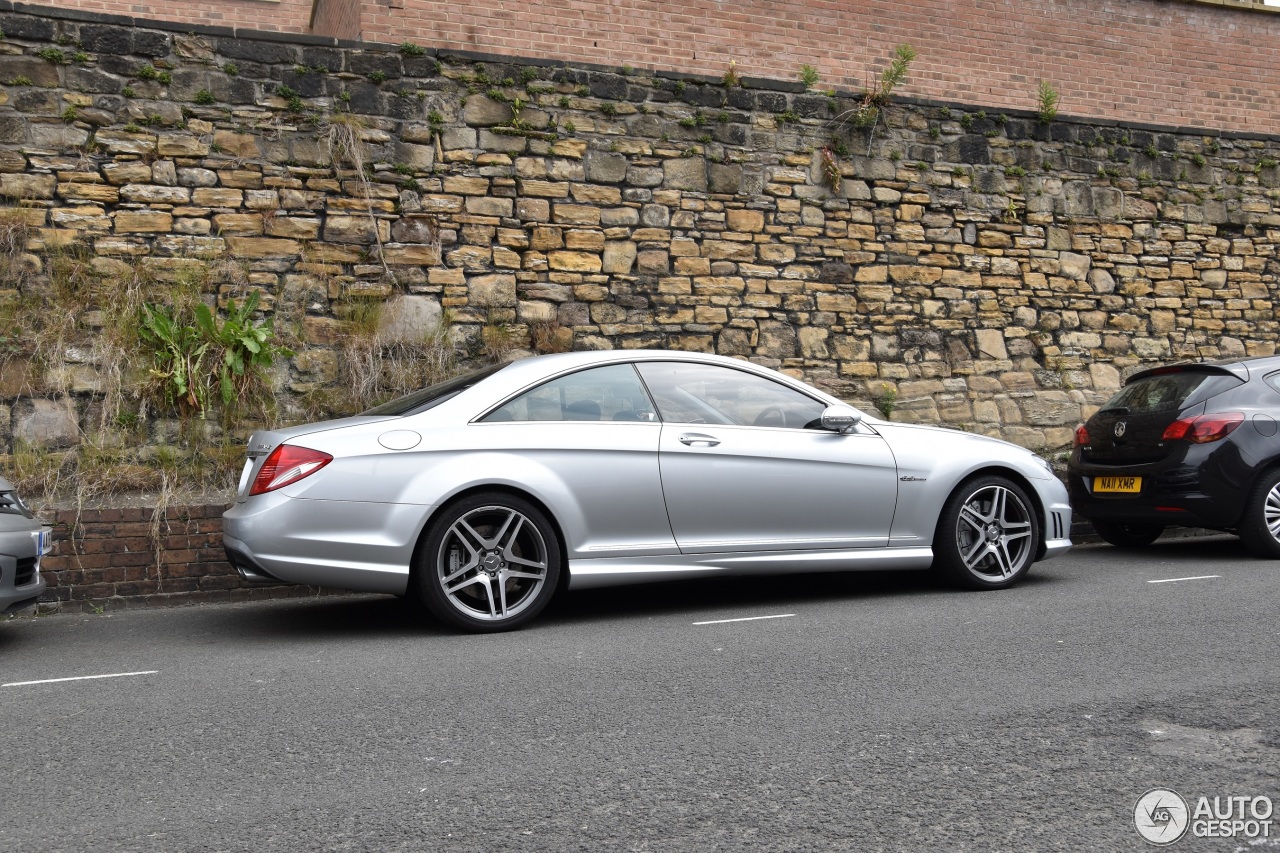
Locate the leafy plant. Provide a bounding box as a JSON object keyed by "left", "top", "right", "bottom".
{"left": 139, "top": 303, "right": 210, "bottom": 416}
{"left": 368, "top": 70, "right": 388, "bottom": 84}
{"left": 37, "top": 47, "right": 66, "bottom": 64}
{"left": 722, "top": 60, "right": 741, "bottom": 88}
{"left": 821, "top": 146, "right": 842, "bottom": 193}
{"left": 194, "top": 89, "right": 215, "bottom": 105}
{"left": 873, "top": 385, "right": 898, "bottom": 420}
{"left": 834, "top": 44, "right": 915, "bottom": 152}
{"left": 197, "top": 291, "right": 292, "bottom": 410}
{"left": 1036, "top": 80, "right": 1059, "bottom": 124}
{"left": 223, "top": 62, "right": 238, "bottom": 76}
{"left": 799, "top": 64, "right": 820, "bottom": 88}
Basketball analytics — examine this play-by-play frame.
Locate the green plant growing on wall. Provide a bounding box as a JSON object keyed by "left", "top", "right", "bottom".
{"left": 722, "top": 60, "right": 741, "bottom": 88}
{"left": 36, "top": 47, "right": 66, "bottom": 64}
{"left": 399, "top": 41, "right": 425, "bottom": 57}
{"left": 820, "top": 145, "right": 842, "bottom": 193}
{"left": 139, "top": 302, "right": 210, "bottom": 417}
{"left": 834, "top": 44, "right": 916, "bottom": 154}
{"left": 197, "top": 291, "right": 293, "bottom": 416}
{"left": 1034, "top": 79, "right": 1054, "bottom": 124}
{"left": 873, "top": 384, "right": 898, "bottom": 420}
{"left": 799, "top": 64, "right": 820, "bottom": 88}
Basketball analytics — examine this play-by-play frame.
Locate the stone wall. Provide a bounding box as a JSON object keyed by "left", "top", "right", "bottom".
{"left": 0, "top": 6, "right": 1278, "bottom": 462}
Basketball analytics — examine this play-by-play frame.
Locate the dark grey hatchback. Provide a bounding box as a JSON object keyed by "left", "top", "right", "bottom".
{"left": 1068, "top": 355, "right": 1280, "bottom": 554}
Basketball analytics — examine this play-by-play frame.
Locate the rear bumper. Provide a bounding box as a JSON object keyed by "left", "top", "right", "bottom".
{"left": 221, "top": 495, "right": 426, "bottom": 595}
{"left": 1068, "top": 466, "right": 1244, "bottom": 529}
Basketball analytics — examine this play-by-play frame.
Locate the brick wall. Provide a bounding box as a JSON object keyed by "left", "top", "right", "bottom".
{"left": 362, "top": 0, "right": 1280, "bottom": 135}
{"left": 309, "top": 0, "right": 361, "bottom": 40}
{"left": 36, "top": 504, "right": 341, "bottom": 609}
{"left": 29, "top": 0, "right": 315, "bottom": 34}
{"left": 28, "top": 0, "right": 1280, "bottom": 134}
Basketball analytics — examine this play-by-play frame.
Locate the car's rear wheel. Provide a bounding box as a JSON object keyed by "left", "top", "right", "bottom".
{"left": 934, "top": 475, "right": 1039, "bottom": 589}
{"left": 1238, "top": 468, "right": 1280, "bottom": 558}
{"left": 416, "top": 493, "right": 562, "bottom": 632}
{"left": 1091, "top": 520, "right": 1165, "bottom": 549}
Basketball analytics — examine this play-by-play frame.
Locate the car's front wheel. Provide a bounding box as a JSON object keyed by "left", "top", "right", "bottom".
{"left": 416, "top": 493, "right": 562, "bottom": 632}
{"left": 1091, "top": 520, "right": 1164, "bottom": 549}
{"left": 934, "top": 475, "right": 1039, "bottom": 589}
{"left": 1238, "top": 468, "right": 1280, "bottom": 559}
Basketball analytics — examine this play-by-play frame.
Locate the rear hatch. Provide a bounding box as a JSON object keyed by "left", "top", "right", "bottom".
{"left": 1081, "top": 365, "right": 1246, "bottom": 465}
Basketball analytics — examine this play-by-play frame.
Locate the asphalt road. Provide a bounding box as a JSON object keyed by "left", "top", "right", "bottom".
{"left": 2, "top": 537, "right": 1278, "bottom": 852}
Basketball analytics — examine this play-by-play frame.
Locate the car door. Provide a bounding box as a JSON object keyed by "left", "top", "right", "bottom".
{"left": 635, "top": 361, "right": 899, "bottom": 554}
{"left": 476, "top": 363, "right": 676, "bottom": 559}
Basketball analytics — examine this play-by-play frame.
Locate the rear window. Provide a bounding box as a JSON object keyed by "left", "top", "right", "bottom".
{"left": 361, "top": 363, "right": 508, "bottom": 417}
{"left": 1101, "top": 370, "right": 1243, "bottom": 416}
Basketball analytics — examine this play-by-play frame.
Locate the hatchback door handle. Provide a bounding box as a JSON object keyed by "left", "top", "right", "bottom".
{"left": 679, "top": 433, "right": 720, "bottom": 447}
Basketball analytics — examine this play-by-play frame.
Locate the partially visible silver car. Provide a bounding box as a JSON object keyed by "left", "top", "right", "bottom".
{"left": 0, "top": 475, "right": 50, "bottom": 615}
{"left": 224, "top": 350, "right": 1072, "bottom": 632}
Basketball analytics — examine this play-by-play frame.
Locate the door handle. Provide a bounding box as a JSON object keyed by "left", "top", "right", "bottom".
{"left": 679, "top": 433, "right": 720, "bottom": 447}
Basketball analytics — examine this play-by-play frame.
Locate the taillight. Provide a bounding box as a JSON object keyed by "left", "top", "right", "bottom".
{"left": 249, "top": 444, "right": 333, "bottom": 495}
{"left": 1161, "top": 412, "right": 1244, "bottom": 444}
{"left": 1074, "top": 424, "right": 1091, "bottom": 447}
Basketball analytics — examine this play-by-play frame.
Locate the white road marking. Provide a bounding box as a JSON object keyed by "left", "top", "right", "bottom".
{"left": 1147, "top": 575, "right": 1221, "bottom": 584}
{"left": 694, "top": 614, "right": 795, "bottom": 625}
{"left": 2, "top": 670, "right": 158, "bottom": 688}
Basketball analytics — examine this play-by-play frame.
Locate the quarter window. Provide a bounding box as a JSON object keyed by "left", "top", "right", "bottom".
{"left": 482, "top": 364, "right": 658, "bottom": 422}
{"left": 634, "top": 362, "right": 827, "bottom": 428}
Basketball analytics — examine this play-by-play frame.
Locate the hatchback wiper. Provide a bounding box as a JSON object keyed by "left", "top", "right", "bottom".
{"left": 1098, "top": 406, "right": 1130, "bottom": 415}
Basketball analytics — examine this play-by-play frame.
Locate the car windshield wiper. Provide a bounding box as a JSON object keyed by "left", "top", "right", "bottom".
{"left": 1098, "top": 406, "right": 1130, "bottom": 415}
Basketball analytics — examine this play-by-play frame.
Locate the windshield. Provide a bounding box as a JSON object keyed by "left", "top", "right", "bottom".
{"left": 1102, "top": 369, "right": 1242, "bottom": 416}
{"left": 361, "top": 363, "right": 509, "bottom": 417}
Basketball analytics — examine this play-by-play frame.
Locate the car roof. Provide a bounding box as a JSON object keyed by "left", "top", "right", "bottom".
{"left": 1127, "top": 354, "right": 1280, "bottom": 385}
{"left": 464, "top": 349, "right": 840, "bottom": 410}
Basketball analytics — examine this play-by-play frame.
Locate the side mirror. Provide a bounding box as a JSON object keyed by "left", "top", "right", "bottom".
{"left": 820, "top": 404, "right": 863, "bottom": 434}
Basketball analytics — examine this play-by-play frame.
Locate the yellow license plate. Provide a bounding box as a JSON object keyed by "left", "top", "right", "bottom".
{"left": 1094, "top": 476, "right": 1142, "bottom": 494}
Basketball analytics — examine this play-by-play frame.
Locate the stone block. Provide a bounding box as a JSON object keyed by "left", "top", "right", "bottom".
{"left": 548, "top": 251, "right": 603, "bottom": 273}
{"left": 378, "top": 295, "right": 443, "bottom": 343}
{"left": 664, "top": 157, "right": 708, "bottom": 192}
{"left": 470, "top": 274, "right": 517, "bottom": 307}
{"left": 212, "top": 130, "right": 261, "bottom": 159}
{"left": 114, "top": 211, "right": 173, "bottom": 233}
{"left": 602, "top": 241, "right": 637, "bottom": 274}
{"left": 13, "top": 398, "right": 79, "bottom": 450}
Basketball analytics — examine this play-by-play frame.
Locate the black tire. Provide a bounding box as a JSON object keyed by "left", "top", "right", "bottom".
{"left": 416, "top": 492, "right": 562, "bottom": 632}
{"left": 933, "top": 475, "right": 1040, "bottom": 590}
{"left": 1091, "top": 520, "right": 1164, "bottom": 549}
{"left": 1238, "top": 468, "right": 1280, "bottom": 558}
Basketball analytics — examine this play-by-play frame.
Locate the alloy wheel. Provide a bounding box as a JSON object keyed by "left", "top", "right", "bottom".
{"left": 436, "top": 505, "right": 550, "bottom": 622}
{"left": 954, "top": 484, "right": 1035, "bottom": 580}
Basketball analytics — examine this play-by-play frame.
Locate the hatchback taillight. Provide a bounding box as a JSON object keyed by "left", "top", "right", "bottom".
{"left": 1074, "top": 424, "right": 1090, "bottom": 447}
{"left": 1161, "top": 412, "right": 1244, "bottom": 444}
{"left": 249, "top": 444, "right": 333, "bottom": 495}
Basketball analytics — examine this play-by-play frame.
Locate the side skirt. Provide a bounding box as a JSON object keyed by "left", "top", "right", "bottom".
{"left": 566, "top": 547, "right": 935, "bottom": 590}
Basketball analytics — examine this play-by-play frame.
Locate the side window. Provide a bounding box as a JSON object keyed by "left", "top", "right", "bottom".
{"left": 634, "top": 362, "right": 827, "bottom": 428}
{"left": 481, "top": 364, "right": 659, "bottom": 422}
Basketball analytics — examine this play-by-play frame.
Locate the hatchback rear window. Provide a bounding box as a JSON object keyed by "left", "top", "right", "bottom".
{"left": 1101, "top": 370, "right": 1243, "bottom": 415}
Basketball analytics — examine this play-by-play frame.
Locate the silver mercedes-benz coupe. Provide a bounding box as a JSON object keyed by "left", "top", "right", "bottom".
{"left": 223, "top": 350, "right": 1072, "bottom": 631}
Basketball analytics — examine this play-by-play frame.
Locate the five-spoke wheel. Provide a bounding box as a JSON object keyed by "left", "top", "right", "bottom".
{"left": 934, "top": 475, "right": 1039, "bottom": 589}
{"left": 417, "top": 493, "right": 561, "bottom": 632}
